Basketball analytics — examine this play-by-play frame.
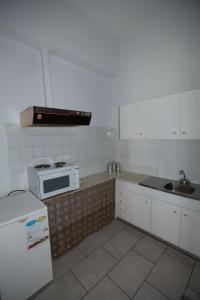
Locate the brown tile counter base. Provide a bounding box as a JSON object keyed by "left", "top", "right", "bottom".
{"left": 44, "top": 179, "right": 115, "bottom": 258}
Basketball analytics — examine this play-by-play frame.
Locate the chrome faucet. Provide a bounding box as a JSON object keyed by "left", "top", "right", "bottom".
{"left": 179, "top": 170, "right": 190, "bottom": 184}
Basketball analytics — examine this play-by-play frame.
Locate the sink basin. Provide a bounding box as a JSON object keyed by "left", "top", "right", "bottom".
{"left": 164, "top": 182, "right": 195, "bottom": 195}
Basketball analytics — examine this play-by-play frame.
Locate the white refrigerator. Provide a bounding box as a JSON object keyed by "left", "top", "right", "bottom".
{"left": 0, "top": 192, "right": 53, "bottom": 300}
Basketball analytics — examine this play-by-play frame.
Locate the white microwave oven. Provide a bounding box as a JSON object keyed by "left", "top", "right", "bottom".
{"left": 28, "top": 163, "right": 80, "bottom": 199}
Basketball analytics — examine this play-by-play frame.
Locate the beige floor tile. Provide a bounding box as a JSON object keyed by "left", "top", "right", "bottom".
{"left": 72, "top": 248, "right": 117, "bottom": 291}
{"left": 83, "top": 277, "right": 129, "bottom": 300}
{"left": 108, "top": 250, "right": 153, "bottom": 298}
{"left": 147, "top": 254, "right": 192, "bottom": 300}
{"left": 104, "top": 230, "right": 139, "bottom": 259}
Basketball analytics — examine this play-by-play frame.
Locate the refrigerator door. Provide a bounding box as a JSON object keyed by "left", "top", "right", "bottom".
{"left": 0, "top": 208, "right": 53, "bottom": 300}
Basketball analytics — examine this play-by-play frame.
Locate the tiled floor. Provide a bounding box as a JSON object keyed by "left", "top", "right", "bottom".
{"left": 33, "top": 220, "right": 200, "bottom": 300}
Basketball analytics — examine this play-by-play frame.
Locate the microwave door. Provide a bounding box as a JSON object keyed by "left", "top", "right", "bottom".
{"left": 40, "top": 172, "right": 72, "bottom": 199}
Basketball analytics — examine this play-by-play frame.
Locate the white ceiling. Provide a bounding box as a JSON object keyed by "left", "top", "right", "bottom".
{"left": 70, "top": 0, "right": 200, "bottom": 39}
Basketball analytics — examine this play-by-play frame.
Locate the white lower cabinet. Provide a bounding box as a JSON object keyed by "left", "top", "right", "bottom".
{"left": 116, "top": 180, "right": 200, "bottom": 257}
{"left": 115, "top": 191, "right": 131, "bottom": 222}
{"left": 130, "top": 192, "right": 151, "bottom": 231}
{"left": 151, "top": 198, "right": 181, "bottom": 245}
{"left": 180, "top": 208, "right": 200, "bottom": 257}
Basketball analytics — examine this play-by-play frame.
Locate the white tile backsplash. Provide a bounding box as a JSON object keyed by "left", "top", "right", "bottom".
{"left": 21, "top": 147, "right": 33, "bottom": 159}
{"left": 6, "top": 124, "right": 115, "bottom": 190}
{"left": 6, "top": 124, "right": 200, "bottom": 191}
{"left": 113, "top": 137, "right": 200, "bottom": 184}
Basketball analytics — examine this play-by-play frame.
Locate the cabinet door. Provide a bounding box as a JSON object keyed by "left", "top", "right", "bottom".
{"left": 151, "top": 198, "right": 181, "bottom": 245}
{"left": 115, "top": 191, "right": 131, "bottom": 222}
{"left": 146, "top": 94, "right": 180, "bottom": 139}
{"left": 120, "top": 101, "right": 146, "bottom": 139}
{"left": 115, "top": 192, "right": 121, "bottom": 218}
{"left": 130, "top": 192, "right": 151, "bottom": 231}
{"left": 181, "top": 89, "right": 200, "bottom": 139}
{"left": 180, "top": 208, "right": 200, "bottom": 257}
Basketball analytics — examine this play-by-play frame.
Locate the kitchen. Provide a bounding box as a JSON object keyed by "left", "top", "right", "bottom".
{"left": 0, "top": 0, "right": 200, "bottom": 299}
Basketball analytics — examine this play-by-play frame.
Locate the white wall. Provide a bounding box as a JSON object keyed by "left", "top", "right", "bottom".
{"left": 0, "top": 0, "right": 119, "bottom": 78}
{"left": 0, "top": 35, "right": 45, "bottom": 195}
{"left": 0, "top": 36, "right": 113, "bottom": 195}
{"left": 112, "top": 0, "right": 200, "bottom": 126}
{"left": 111, "top": 0, "right": 200, "bottom": 183}
{"left": 50, "top": 56, "right": 112, "bottom": 127}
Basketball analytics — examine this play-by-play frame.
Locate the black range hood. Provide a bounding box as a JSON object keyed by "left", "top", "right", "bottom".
{"left": 20, "top": 106, "right": 92, "bottom": 127}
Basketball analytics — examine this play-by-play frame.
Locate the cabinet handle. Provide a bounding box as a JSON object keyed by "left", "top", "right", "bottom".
{"left": 182, "top": 131, "right": 186, "bottom": 135}
{"left": 139, "top": 132, "right": 143, "bottom": 136}
{"left": 172, "top": 131, "right": 176, "bottom": 135}
{"left": 173, "top": 210, "right": 177, "bottom": 214}
{"left": 184, "top": 214, "right": 188, "bottom": 217}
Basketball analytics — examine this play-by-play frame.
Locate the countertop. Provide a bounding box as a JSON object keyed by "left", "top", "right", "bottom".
{"left": 139, "top": 176, "right": 200, "bottom": 201}
{"left": 43, "top": 171, "right": 149, "bottom": 202}
{"left": 81, "top": 171, "right": 200, "bottom": 201}
{"left": 43, "top": 170, "right": 200, "bottom": 202}
{"left": 80, "top": 171, "right": 148, "bottom": 189}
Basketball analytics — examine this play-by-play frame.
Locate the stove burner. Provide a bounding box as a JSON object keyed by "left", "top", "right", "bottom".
{"left": 34, "top": 164, "right": 51, "bottom": 169}
{"left": 55, "top": 161, "right": 66, "bottom": 168}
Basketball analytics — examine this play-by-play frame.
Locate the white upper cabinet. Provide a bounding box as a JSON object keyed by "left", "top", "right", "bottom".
{"left": 180, "top": 89, "right": 200, "bottom": 139}
{"left": 119, "top": 89, "right": 200, "bottom": 140}
{"left": 146, "top": 94, "right": 180, "bottom": 139}
{"left": 120, "top": 101, "right": 146, "bottom": 139}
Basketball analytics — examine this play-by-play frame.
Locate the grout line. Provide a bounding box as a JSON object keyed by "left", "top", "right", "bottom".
{"left": 144, "top": 247, "right": 167, "bottom": 283}
{"left": 127, "top": 252, "right": 155, "bottom": 299}
{"left": 101, "top": 224, "right": 126, "bottom": 238}
{"left": 52, "top": 250, "right": 87, "bottom": 282}
{"left": 77, "top": 245, "right": 90, "bottom": 257}
{"left": 108, "top": 276, "right": 132, "bottom": 299}
{"left": 182, "top": 271, "right": 193, "bottom": 298}
{"left": 144, "top": 281, "right": 170, "bottom": 300}
{"left": 165, "top": 251, "right": 197, "bottom": 270}
{"left": 74, "top": 263, "right": 118, "bottom": 297}
{"left": 130, "top": 231, "right": 167, "bottom": 265}
{"left": 151, "top": 244, "right": 168, "bottom": 264}
{"left": 188, "top": 287, "right": 200, "bottom": 296}
{"left": 132, "top": 246, "right": 165, "bottom": 266}
{"left": 183, "top": 260, "right": 198, "bottom": 297}
{"left": 39, "top": 222, "right": 199, "bottom": 299}
{"left": 53, "top": 225, "right": 161, "bottom": 292}
{"left": 131, "top": 234, "right": 145, "bottom": 249}
{"left": 144, "top": 247, "right": 194, "bottom": 300}
{"left": 102, "top": 244, "right": 123, "bottom": 261}
{"left": 70, "top": 270, "right": 88, "bottom": 295}
{"left": 101, "top": 230, "right": 148, "bottom": 263}
{"left": 53, "top": 223, "right": 121, "bottom": 283}
{"left": 103, "top": 247, "right": 156, "bottom": 299}
{"left": 77, "top": 232, "right": 113, "bottom": 257}
{"left": 127, "top": 221, "right": 199, "bottom": 266}
{"left": 77, "top": 245, "right": 137, "bottom": 299}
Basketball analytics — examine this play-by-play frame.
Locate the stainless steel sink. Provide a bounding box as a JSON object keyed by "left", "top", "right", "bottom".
{"left": 164, "top": 182, "right": 195, "bottom": 195}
